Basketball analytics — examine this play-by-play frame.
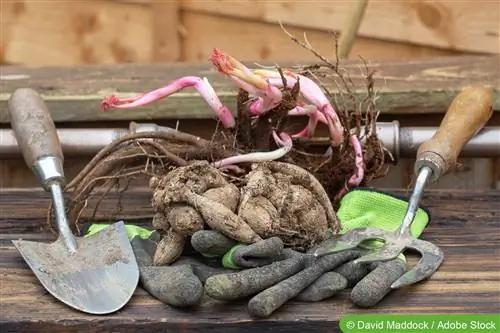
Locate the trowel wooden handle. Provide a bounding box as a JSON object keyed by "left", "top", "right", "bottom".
{"left": 7, "top": 88, "right": 63, "bottom": 169}
{"left": 415, "top": 86, "right": 493, "bottom": 182}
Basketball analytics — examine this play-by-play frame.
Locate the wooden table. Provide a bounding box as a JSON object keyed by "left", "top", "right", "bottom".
{"left": 1, "top": 188, "right": 499, "bottom": 333}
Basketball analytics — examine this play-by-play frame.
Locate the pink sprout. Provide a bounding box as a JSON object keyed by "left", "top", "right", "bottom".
{"left": 212, "top": 131, "right": 292, "bottom": 169}
{"left": 347, "top": 134, "right": 365, "bottom": 186}
{"left": 209, "top": 48, "right": 283, "bottom": 115}
{"left": 253, "top": 69, "right": 344, "bottom": 146}
{"left": 287, "top": 104, "right": 326, "bottom": 138}
{"left": 101, "top": 76, "right": 235, "bottom": 129}
{"left": 336, "top": 133, "right": 365, "bottom": 198}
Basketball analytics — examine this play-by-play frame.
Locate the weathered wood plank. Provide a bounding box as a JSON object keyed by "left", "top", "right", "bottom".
{"left": 0, "top": 0, "right": 469, "bottom": 67}
{"left": 181, "top": 0, "right": 500, "bottom": 54}
{"left": 180, "top": 11, "right": 462, "bottom": 62}
{"left": 0, "top": 56, "right": 499, "bottom": 123}
{"left": 1, "top": 0, "right": 152, "bottom": 66}
{"left": 0, "top": 188, "right": 498, "bottom": 332}
{"left": 152, "top": 0, "right": 181, "bottom": 61}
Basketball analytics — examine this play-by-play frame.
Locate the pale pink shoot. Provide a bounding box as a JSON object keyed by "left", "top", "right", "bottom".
{"left": 209, "top": 48, "right": 283, "bottom": 115}
{"left": 101, "top": 76, "right": 235, "bottom": 129}
{"left": 212, "top": 131, "right": 292, "bottom": 168}
{"left": 336, "top": 133, "right": 365, "bottom": 198}
{"left": 347, "top": 134, "right": 365, "bottom": 187}
{"left": 255, "top": 69, "right": 344, "bottom": 145}
{"left": 287, "top": 104, "right": 329, "bottom": 138}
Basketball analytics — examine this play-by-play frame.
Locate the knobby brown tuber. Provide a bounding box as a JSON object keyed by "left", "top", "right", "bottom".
{"left": 149, "top": 160, "right": 339, "bottom": 266}
{"left": 238, "top": 161, "right": 339, "bottom": 251}
{"left": 150, "top": 161, "right": 262, "bottom": 265}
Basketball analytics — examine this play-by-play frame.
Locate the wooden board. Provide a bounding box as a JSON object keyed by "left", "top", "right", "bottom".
{"left": 0, "top": 55, "right": 499, "bottom": 124}
{"left": 0, "top": 188, "right": 499, "bottom": 332}
{"left": 1, "top": 0, "right": 152, "bottom": 66}
{"left": 180, "top": 11, "right": 463, "bottom": 63}
{"left": 1, "top": 0, "right": 470, "bottom": 67}
{"left": 181, "top": 0, "right": 500, "bottom": 54}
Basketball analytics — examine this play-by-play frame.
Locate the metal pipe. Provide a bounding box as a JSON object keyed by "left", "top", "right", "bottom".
{"left": 399, "top": 125, "right": 499, "bottom": 158}
{"left": 0, "top": 122, "right": 173, "bottom": 157}
{"left": 298, "top": 121, "right": 500, "bottom": 159}
{"left": 0, "top": 122, "right": 498, "bottom": 158}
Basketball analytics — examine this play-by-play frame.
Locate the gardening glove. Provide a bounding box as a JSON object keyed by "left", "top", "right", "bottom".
{"left": 202, "top": 245, "right": 365, "bottom": 317}
{"left": 80, "top": 221, "right": 160, "bottom": 243}
{"left": 81, "top": 223, "right": 224, "bottom": 308}
{"left": 129, "top": 234, "right": 205, "bottom": 308}
{"left": 312, "top": 187, "right": 432, "bottom": 307}
{"left": 190, "top": 230, "right": 286, "bottom": 269}
{"left": 203, "top": 248, "right": 308, "bottom": 302}
{"left": 243, "top": 187, "right": 431, "bottom": 317}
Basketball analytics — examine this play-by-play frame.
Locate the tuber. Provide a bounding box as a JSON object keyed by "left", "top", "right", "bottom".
{"left": 150, "top": 161, "right": 261, "bottom": 265}
{"left": 238, "top": 161, "right": 334, "bottom": 251}
{"left": 153, "top": 229, "right": 186, "bottom": 266}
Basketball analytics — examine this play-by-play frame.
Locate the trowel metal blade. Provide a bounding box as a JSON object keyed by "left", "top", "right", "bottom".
{"left": 12, "top": 221, "right": 139, "bottom": 314}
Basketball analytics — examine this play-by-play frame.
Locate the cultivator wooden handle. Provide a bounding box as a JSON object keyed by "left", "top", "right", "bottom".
{"left": 415, "top": 86, "right": 493, "bottom": 183}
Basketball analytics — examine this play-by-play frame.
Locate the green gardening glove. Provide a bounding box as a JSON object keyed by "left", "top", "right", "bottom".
{"left": 81, "top": 221, "right": 156, "bottom": 241}
{"left": 335, "top": 187, "right": 431, "bottom": 262}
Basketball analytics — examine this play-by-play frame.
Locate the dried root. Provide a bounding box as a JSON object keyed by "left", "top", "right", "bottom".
{"left": 50, "top": 130, "right": 240, "bottom": 235}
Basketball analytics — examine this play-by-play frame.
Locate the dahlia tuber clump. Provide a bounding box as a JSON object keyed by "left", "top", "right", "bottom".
{"left": 148, "top": 160, "right": 338, "bottom": 264}
{"left": 100, "top": 44, "right": 371, "bottom": 199}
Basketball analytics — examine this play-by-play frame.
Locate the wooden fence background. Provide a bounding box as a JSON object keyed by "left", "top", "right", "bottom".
{"left": 1, "top": 0, "right": 499, "bottom": 189}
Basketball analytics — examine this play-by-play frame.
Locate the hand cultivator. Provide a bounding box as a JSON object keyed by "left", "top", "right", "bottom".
{"left": 313, "top": 86, "right": 494, "bottom": 289}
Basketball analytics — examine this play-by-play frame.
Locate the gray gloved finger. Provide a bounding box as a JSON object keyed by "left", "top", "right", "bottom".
{"left": 172, "top": 256, "right": 234, "bottom": 283}
{"left": 351, "top": 258, "right": 407, "bottom": 308}
{"left": 204, "top": 255, "right": 307, "bottom": 301}
{"left": 334, "top": 261, "right": 372, "bottom": 287}
{"left": 191, "top": 230, "right": 237, "bottom": 257}
{"left": 295, "top": 271, "right": 347, "bottom": 302}
{"left": 140, "top": 264, "right": 204, "bottom": 308}
{"left": 130, "top": 235, "right": 157, "bottom": 267}
{"left": 231, "top": 236, "right": 284, "bottom": 268}
{"left": 149, "top": 230, "right": 161, "bottom": 243}
{"left": 248, "top": 249, "right": 362, "bottom": 318}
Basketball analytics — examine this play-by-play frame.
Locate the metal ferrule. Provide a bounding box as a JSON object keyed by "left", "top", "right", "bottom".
{"left": 33, "top": 156, "right": 65, "bottom": 190}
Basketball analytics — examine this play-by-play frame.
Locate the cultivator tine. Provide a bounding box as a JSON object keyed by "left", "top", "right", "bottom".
{"left": 313, "top": 228, "right": 392, "bottom": 258}
{"left": 391, "top": 243, "right": 444, "bottom": 289}
{"left": 353, "top": 242, "right": 404, "bottom": 265}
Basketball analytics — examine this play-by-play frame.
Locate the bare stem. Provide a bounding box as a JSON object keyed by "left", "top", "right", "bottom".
{"left": 101, "top": 76, "right": 235, "bottom": 128}
{"left": 212, "top": 131, "right": 292, "bottom": 168}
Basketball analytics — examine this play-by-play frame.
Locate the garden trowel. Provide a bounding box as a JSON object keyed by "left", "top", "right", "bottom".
{"left": 7, "top": 88, "right": 139, "bottom": 314}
